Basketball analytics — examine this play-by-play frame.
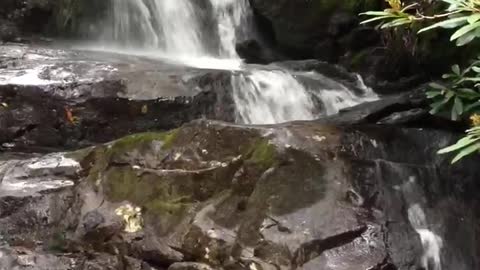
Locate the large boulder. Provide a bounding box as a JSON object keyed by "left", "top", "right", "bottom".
{"left": 0, "top": 114, "right": 478, "bottom": 269}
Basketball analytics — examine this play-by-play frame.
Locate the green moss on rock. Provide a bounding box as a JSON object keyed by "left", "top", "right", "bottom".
{"left": 247, "top": 139, "right": 278, "bottom": 169}
{"left": 103, "top": 167, "right": 139, "bottom": 202}
{"left": 107, "top": 129, "right": 179, "bottom": 156}
{"left": 144, "top": 198, "right": 190, "bottom": 215}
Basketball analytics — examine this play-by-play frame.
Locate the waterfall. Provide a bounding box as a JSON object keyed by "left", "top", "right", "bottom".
{"left": 107, "top": 0, "right": 159, "bottom": 48}
{"left": 152, "top": 0, "right": 207, "bottom": 57}
{"left": 99, "top": 0, "right": 251, "bottom": 59}
{"left": 83, "top": 0, "right": 377, "bottom": 125}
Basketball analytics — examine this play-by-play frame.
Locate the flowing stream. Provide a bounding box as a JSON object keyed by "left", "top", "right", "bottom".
{"left": 84, "top": 0, "right": 377, "bottom": 125}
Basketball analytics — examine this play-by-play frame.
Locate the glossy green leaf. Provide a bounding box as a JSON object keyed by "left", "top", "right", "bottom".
{"left": 451, "top": 143, "right": 480, "bottom": 163}
{"left": 456, "top": 31, "right": 476, "bottom": 46}
{"left": 429, "top": 82, "right": 446, "bottom": 90}
{"left": 429, "top": 100, "right": 446, "bottom": 114}
{"left": 454, "top": 96, "right": 464, "bottom": 115}
{"left": 418, "top": 16, "right": 469, "bottom": 33}
{"left": 381, "top": 18, "right": 412, "bottom": 28}
{"left": 360, "top": 11, "right": 395, "bottom": 16}
{"left": 452, "top": 64, "right": 461, "bottom": 75}
{"left": 360, "top": 16, "right": 394, "bottom": 24}
{"left": 451, "top": 21, "right": 480, "bottom": 41}
{"left": 465, "top": 101, "right": 480, "bottom": 111}
{"left": 426, "top": 91, "right": 442, "bottom": 98}
{"left": 438, "top": 136, "right": 479, "bottom": 154}
{"left": 468, "top": 13, "right": 480, "bottom": 24}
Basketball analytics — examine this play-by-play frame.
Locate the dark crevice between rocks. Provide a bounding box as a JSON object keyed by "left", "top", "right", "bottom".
{"left": 291, "top": 225, "right": 368, "bottom": 267}
{"left": 321, "top": 87, "right": 467, "bottom": 133}
{"left": 12, "top": 124, "right": 37, "bottom": 140}
{"left": 369, "top": 257, "right": 398, "bottom": 270}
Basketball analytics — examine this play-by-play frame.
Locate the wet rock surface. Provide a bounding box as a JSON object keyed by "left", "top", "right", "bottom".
{"left": 0, "top": 118, "right": 478, "bottom": 269}
{"left": 0, "top": 44, "right": 383, "bottom": 151}
{"left": 0, "top": 44, "right": 239, "bottom": 151}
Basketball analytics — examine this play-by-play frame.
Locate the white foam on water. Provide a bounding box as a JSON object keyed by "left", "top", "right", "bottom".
{"left": 0, "top": 66, "right": 56, "bottom": 86}
{"left": 314, "top": 75, "right": 378, "bottom": 115}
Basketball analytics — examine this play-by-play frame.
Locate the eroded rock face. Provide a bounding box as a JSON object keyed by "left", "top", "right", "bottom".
{"left": 1, "top": 119, "right": 478, "bottom": 269}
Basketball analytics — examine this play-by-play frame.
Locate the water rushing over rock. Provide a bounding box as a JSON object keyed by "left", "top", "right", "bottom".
{"left": 100, "top": 0, "right": 251, "bottom": 59}
{"left": 210, "top": 0, "right": 252, "bottom": 58}
{"left": 232, "top": 70, "right": 317, "bottom": 124}
{"left": 76, "top": 0, "right": 378, "bottom": 126}
{"left": 231, "top": 69, "right": 378, "bottom": 124}
{"left": 408, "top": 203, "right": 443, "bottom": 270}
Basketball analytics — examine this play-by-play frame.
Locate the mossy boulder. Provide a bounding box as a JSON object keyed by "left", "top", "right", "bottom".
{"left": 3, "top": 118, "right": 480, "bottom": 269}
{"left": 60, "top": 118, "right": 480, "bottom": 269}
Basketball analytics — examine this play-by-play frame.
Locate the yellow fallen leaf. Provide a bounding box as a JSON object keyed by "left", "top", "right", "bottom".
{"left": 115, "top": 204, "right": 143, "bottom": 233}
{"left": 141, "top": 104, "right": 148, "bottom": 114}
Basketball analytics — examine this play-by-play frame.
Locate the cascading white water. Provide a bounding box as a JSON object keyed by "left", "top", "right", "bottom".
{"left": 210, "top": 0, "right": 252, "bottom": 58}
{"left": 232, "top": 70, "right": 317, "bottom": 124}
{"left": 408, "top": 203, "right": 443, "bottom": 270}
{"left": 107, "top": 0, "right": 158, "bottom": 47}
{"left": 90, "top": 0, "right": 378, "bottom": 125}
{"left": 231, "top": 70, "right": 378, "bottom": 124}
{"left": 105, "top": 0, "right": 206, "bottom": 56}
{"left": 102, "top": 0, "right": 251, "bottom": 59}
{"left": 152, "top": 0, "right": 207, "bottom": 57}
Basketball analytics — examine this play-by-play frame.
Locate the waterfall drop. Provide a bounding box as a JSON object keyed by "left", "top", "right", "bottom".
{"left": 99, "top": 0, "right": 251, "bottom": 60}
{"left": 79, "top": 0, "right": 378, "bottom": 125}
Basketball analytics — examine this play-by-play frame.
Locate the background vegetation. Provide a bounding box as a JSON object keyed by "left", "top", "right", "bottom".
{"left": 362, "top": 0, "right": 480, "bottom": 163}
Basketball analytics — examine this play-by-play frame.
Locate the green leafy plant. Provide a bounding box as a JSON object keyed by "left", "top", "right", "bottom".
{"left": 361, "top": 0, "right": 480, "bottom": 163}
{"left": 438, "top": 125, "right": 480, "bottom": 163}
{"left": 361, "top": 0, "right": 480, "bottom": 46}
{"left": 427, "top": 59, "right": 480, "bottom": 121}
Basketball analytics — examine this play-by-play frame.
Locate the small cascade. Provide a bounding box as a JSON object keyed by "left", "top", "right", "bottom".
{"left": 232, "top": 70, "right": 378, "bottom": 125}
{"left": 232, "top": 70, "right": 317, "bottom": 124}
{"left": 408, "top": 203, "right": 443, "bottom": 270}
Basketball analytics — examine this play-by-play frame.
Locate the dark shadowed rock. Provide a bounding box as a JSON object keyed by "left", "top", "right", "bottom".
{"left": 0, "top": 44, "right": 239, "bottom": 151}
{"left": 249, "top": 0, "right": 380, "bottom": 57}
{"left": 236, "top": 39, "right": 278, "bottom": 64}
